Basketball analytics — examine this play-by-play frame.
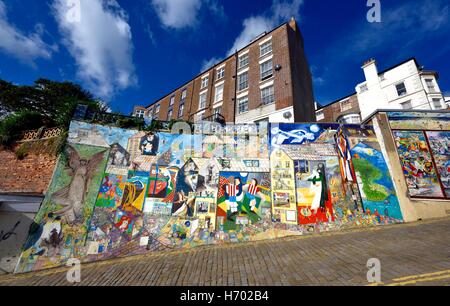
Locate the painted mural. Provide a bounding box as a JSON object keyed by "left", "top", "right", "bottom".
{"left": 16, "top": 120, "right": 405, "bottom": 273}
{"left": 426, "top": 131, "right": 450, "bottom": 197}
{"left": 270, "top": 123, "right": 402, "bottom": 231}
{"left": 388, "top": 111, "right": 450, "bottom": 130}
{"left": 16, "top": 144, "right": 109, "bottom": 272}
{"left": 393, "top": 131, "right": 444, "bottom": 198}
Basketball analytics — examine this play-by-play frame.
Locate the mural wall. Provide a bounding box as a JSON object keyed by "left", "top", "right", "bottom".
{"left": 15, "top": 120, "right": 404, "bottom": 273}
{"left": 388, "top": 111, "right": 450, "bottom": 200}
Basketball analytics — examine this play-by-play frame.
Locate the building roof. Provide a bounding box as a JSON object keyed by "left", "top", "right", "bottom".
{"left": 316, "top": 92, "right": 357, "bottom": 111}
{"left": 143, "top": 19, "right": 295, "bottom": 109}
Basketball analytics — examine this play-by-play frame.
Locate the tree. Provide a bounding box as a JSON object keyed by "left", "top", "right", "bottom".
{"left": 0, "top": 78, "right": 104, "bottom": 127}
{"left": 0, "top": 78, "right": 105, "bottom": 146}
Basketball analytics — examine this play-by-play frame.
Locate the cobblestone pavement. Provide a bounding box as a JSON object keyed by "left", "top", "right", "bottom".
{"left": 1, "top": 218, "right": 449, "bottom": 286}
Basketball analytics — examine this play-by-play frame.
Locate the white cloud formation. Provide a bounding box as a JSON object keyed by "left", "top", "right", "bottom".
{"left": 228, "top": 0, "right": 303, "bottom": 54}
{"left": 200, "top": 57, "right": 221, "bottom": 72}
{"left": 53, "top": 0, "right": 137, "bottom": 99}
{"left": 0, "top": 0, "right": 55, "bottom": 64}
{"left": 151, "top": 0, "right": 202, "bottom": 29}
{"left": 201, "top": 0, "right": 303, "bottom": 71}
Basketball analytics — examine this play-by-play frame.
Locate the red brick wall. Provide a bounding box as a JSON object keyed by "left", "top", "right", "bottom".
{"left": 0, "top": 144, "right": 58, "bottom": 195}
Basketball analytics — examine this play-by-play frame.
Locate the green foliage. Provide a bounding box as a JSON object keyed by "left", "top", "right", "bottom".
{"left": 0, "top": 110, "right": 47, "bottom": 146}
{"left": 0, "top": 78, "right": 102, "bottom": 128}
{"left": 143, "top": 120, "right": 165, "bottom": 132}
{"left": 116, "top": 116, "right": 145, "bottom": 129}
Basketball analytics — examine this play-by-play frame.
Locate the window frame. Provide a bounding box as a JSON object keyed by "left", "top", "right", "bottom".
{"left": 214, "top": 83, "right": 224, "bottom": 103}
{"left": 261, "top": 85, "right": 275, "bottom": 105}
{"left": 396, "top": 82, "right": 407, "bottom": 97}
{"left": 238, "top": 72, "right": 249, "bottom": 91}
{"left": 199, "top": 92, "right": 207, "bottom": 109}
{"left": 201, "top": 77, "right": 209, "bottom": 89}
{"left": 260, "top": 40, "right": 272, "bottom": 57}
{"left": 238, "top": 53, "right": 249, "bottom": 68}
{"left": 237, "top": 96, "right": 249, "bottom": 114}
{"left": 178, "top": 103, "right": 185, "bottom": 117}
{"left": 217, "top": 67, "right": 225, "bottom": 80}
{"left": 260, "top": 59, "right": 273, "bottom": 81}
{"left": 400, "top": 100, "right": 412, "bottom": 109}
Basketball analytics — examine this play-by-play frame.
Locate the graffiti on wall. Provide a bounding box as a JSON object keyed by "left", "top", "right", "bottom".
{"left": 270, "top": 123, "right": 402, "bottom": 231}
{"left": 16, "top": 144, "right": 109, "bottom": 272}
{"left": 388, "top": 112, "right": 450, "bottom": 130}
{"left": 16, "top": 121, "right": 404, "bottom": 273}
{"left": 393, "top": 131, "right": 444, "bottom": 198}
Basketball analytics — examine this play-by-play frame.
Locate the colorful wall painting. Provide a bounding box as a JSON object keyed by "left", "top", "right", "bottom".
{"left": 425, "top": 131, "right": 450, "bottom": 198}
{"left": 16, "top": 120, "right": 407, "bottom": 273}
{"left": 387, "top": 112, "right": 450, "bottom": 131}
{"left": 346, "top": 127, "right": 403, "bottom": 220}
{"left": 216, "top": 172, "right": 271, "bottom": 231}
{"left": 15, "top": 144, "right": 109, "bottom": 272}
{"left": 392, "top": 131, "right": 444, "bottom": 198}
{"left": 270, "top": 123, "right": 403, "bottom": 231}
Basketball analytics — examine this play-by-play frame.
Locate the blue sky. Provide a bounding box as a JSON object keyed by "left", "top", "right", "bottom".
{"left": 0, "top": 0, "right": 449, "bottom": 115}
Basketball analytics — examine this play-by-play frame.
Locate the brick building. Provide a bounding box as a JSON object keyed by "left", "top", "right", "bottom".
{"left": 315, "top": 93, "right": 362, "bottom": 124}
{"left": 133, "top": 18, "right": 315, "bottom": 124}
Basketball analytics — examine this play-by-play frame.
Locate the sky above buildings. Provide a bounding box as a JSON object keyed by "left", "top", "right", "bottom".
{"left": 0, "top": 0, "right": 449, "bottom": 115}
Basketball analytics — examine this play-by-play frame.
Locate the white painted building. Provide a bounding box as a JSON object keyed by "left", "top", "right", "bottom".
{"left": 445, "top": 95, "right": 450, "bottom": 109}
{"left": 356, "top": 58, "right": 446, "bottom": 121}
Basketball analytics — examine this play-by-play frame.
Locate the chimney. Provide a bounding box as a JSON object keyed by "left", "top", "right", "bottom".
{"left": 362, "top": 58, "right": 379, "bottom": 86}
{"left": 289, "top": 17, "right": 297, "bottom": 31}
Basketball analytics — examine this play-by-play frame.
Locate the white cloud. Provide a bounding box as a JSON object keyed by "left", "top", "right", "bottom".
{"left": 151, "top": 0, "right": 202, "bottom": 29}
{"left": 53, "top": 0, "right": 137, "bottom": 99}
{"left": 200, "top": 57, "right": 220, "bottom": 72}
{"left": 0, "top": 0, "right": 55, "bottom": 64}
{"left": 202, "top": 0, "right": 303, "bottom": 70}
{"left": 228, "top": 0, "right": 303, "bottom": 54}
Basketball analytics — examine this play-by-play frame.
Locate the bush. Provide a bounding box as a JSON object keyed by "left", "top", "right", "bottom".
{"left": 0, "top": 111, "right": 47, "bottom": 146}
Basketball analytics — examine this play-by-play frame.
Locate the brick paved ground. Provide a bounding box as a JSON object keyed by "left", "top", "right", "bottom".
{"left": 1, "top": 218, "right": 449, "bottom": 286}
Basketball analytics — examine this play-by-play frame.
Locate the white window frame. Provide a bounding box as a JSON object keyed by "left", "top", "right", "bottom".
{"left": 215, "top": 83, "right": 224, "bottom": 103}
{"left": 217, "top": 67, "right": 225, "bottom": 80}
{"left": 260, "top": 59, "right": 273, "bottom": 80}
{"left": 400, "top": 100, "right": 412, "bottom": 109}
{"left": 238, "top": 71, "right": 249, "bottom": 92}
{"left": 170, "top": 95, "right": 175, "bottom": 106}
{"left": 432, "top": 98, "right": 442, "bottom": 109}
{"left": 261, "top": 85, "right": 275, "bottom": 105}
{"left": 259, "top": 39, "right": 272, "bottom": 57}
{"left": 237, "top": 96, "right": 249, "bottom": 114}
{"left": 178, "top": 103, "right": 185, "bottom": 117}
{"left": 167, "top": 109, "right": 173, "bottom": 120}
{"left": 426, "top": 78, "right": 436, "bottom": 93}
{"left": 396, "top": 82, "right": 407, "bottom": 97}
{"left": 181, "top": 89, "right": 187, "bottom": 100}
{"left": 199, "top": 92, "right": 207, "bottom": 109}
{"left": 135, "top": 110, "right": 145, "bottom": 118}
{"left": 316, "top": 110, "right": 325, "bottom": 121}
{"left": 201, "top": 76, "right": 209, "bottom": 89}
{"left": 238, "top": 53, "right": 249, "bottom": 69}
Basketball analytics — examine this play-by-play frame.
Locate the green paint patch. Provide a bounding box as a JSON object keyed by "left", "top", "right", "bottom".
{"left": 352, "top": 158, "right": 389, "bottom": 201}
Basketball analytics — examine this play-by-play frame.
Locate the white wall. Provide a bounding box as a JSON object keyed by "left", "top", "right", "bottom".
{"left": 356, "top": 59, "right": 445, "bottom": 120}
{"left": 235, "top": 105, "right": 294, "bottom": 124}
